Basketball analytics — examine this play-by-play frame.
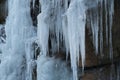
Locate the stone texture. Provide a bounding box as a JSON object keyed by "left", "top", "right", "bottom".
{"left": 80, "top": 63, "right": 120, "bottom": 80}
{"left": 0, "top": 0, "right": 7, "bottom": 24}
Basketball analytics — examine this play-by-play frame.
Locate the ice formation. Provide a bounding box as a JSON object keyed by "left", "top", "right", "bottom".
{"left": 0, "top": 25, "right": 5, "bottom": 43}
{"left": 87, "top": 0, "right": 114, "bottom": 56}
{"left": 64, "top": 0, "right": 86, "bottom": 79}
{"left": 37, "top": 0, "right": 66, "bottom": 55}
{"left": 37, "top": 55, "right": 73, "bottom": 80}
{"left": 37, "top": 0, "right": 114, "bottom": 80}
{"left": 0, "top": 0, "right": 115, "bottom": 80}
{"left": 37, "top": 0, "right": 86, "bottom": 80}
{"left": 0, "top": 0, "right": 34, "bottom": 80}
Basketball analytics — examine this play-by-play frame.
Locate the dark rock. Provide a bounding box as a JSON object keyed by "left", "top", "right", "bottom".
{"left": 0, "top": 0, "right": 7, "bottom": 24}
{"left": 30, "top": 0, "right": 40, "bottom": 27}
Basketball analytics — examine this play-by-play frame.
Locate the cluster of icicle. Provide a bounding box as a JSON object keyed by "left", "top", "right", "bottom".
{"left": 37, "top": 0, "right": 86, "bottom": 80}
{"left": 86, "top": 0, "right": 114, "bottom": 58}
{"left": 0, "top": 0, "right": 35, "bottom": 80}
{"left": 0, "top": 0, "right": 114, "bottom": 80}
{"left": 37, "top": 0, "right": 114, "bottom": 80}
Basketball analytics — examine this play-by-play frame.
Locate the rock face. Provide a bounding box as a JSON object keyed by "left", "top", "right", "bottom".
{"left": 30, "top": 0, "right": 40, "bottom": 26}
{"left": 0, "top": 0, "right": 7, "bottom": 24}
{"left": 0, "top": 25, "right": 5, "bottom": 43}
{"left": 78, "top": 0, "right": 120, "bottom": 68}
{"left": 113, "top": 0, "right": 120, "bottom": 59}
{"left": 79, "top": 0, "right": 120, "bottom": 79}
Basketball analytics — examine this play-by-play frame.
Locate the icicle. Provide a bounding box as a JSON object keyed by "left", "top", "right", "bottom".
{"left": 37, "top": 0, "right": 50, "bottom": 55}
{"left": 62, "top": 0, "right": 86, "bottom": 80}
{"left": 104, "top": 0, "right": 109, "bottom": 45}
{"left": 89, "top": 6, "right": 99, "bottom": 54}
{"left": 54, "top": 0, "right": 63, "bottom": 51}
{"left": 32, "top": 0, "right": 35, "bottom": 9}
{"left": 88, "top": 0, "right": 114, "bottom": 56}
{"left": 108, "top": 0, "right": 114, "bottom": 59}
{"left": 99, "top": 0, "right": 103, "bottom": 55}
{"left": 62, "top": 14, "right": 69, "bottom": 60}
{"left": 37, "top": 0, "right": 66, "bottom": 55}
{"left": 38, "top": 0, "right": 86, "bottom": 80}
{"left": 37, "top": 13, "right": 49, "bottom": 55}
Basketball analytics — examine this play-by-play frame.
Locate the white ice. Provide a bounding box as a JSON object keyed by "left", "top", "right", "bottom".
{"left": 0, "top": 0, "right": 35, "bottom": 80}
{"left": 37, "top": 55, "right": 73, "bottom": 80}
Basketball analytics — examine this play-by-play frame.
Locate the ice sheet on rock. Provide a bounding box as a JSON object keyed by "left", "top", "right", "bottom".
{"left": 37, "top": 55, "right": 73, "bottom": 80}
{"left": 0, "top": 52, "right": 26, "bottom": 80}
{"left": 37, "top": 0, "right": 67, "bottom": 55}
{"left": 89, "top": 7, "right": 99, "bottom": 54}
{"left": 0, "top": 0, "right": 35, "bottom": 80}
{"left": 0, "top": 0, "right": 115, "bottom": 80}
{"left": 84, "top": 0, "right": 98, "bottom": 8}
{"left": 25, "top": 38, "right": 37, "bottom": 80}
{"left": 87, "top": 0, "right": 114, "bottom": 56}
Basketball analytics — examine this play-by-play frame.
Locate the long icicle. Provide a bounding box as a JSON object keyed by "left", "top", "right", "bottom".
{"left": 64, "top": 0, "right": 86, "bottom": 80}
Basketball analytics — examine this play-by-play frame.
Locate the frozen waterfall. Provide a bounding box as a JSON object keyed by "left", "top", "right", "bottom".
{"left": 0, "top": 0, "right": 115, "bottom": 80}
{"left": 0, "top": 0, "right": 35, "bottom": 80}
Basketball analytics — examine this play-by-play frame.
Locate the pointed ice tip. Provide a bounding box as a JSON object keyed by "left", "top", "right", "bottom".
{"left": 81, "top": 62, "right": 85, "bottom": 74}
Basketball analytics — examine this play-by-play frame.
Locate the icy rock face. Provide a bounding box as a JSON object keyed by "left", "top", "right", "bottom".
{"left": 0, "top": 0, "right": 35, "bottom": 80}
{"left": 87, "top": 0, "right": 114, "bottom": 57}
{"left": 0, "top": 0, "right": 115, "bottom": 80}
{"left": 0, "top": 25, "right": 5, "bottom": 43}
{"left": 0, "top": 0, "right": 8, "bottom": 24}
{"left": 25, "top": 37, "right": 38, "bottom": 80}
{"left": 37, "top": 0, "right": 114, "bottom": 80}
{"left": 0, "top": 24, "right": 5, "bottom": 62}
{"left": 37, "top": 55, "right": 73, "bottom": 80}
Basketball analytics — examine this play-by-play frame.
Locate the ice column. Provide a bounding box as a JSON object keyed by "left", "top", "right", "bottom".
{"left": 0, "top": 0, "right": 34, "bottom": 80}
{"left": 63, "top": 0, "right": 86, "bottom": 80}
